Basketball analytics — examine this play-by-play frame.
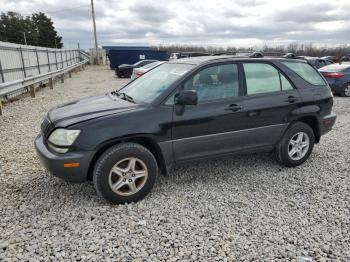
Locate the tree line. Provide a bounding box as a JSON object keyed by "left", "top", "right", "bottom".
{"left": 0, "top": 11, "right": 63, "bottom": 48}
{"left": 153, "top": 43, "right": 350, "bottom": 58}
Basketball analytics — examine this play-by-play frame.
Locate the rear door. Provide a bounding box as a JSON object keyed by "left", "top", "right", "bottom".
{"left": 237, "top": 62, "right": 302, "bottom": 148}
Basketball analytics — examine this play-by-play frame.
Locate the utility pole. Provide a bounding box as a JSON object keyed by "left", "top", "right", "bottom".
{"left": 91, "top": 0, "right": 99, "bottom": 65}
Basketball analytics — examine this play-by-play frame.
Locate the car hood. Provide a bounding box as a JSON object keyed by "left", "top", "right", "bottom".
{"left": 48, "top": 93, "right": 141, "bottom": 127}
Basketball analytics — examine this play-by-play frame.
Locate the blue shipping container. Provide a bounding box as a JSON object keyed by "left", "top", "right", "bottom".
{"left": 108, "top": 49, "right": 167, "bottom": 70}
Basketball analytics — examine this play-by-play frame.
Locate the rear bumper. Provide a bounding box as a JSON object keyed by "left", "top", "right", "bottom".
{"left": 320, "top": 112, "right": 337, "bottom": 136}
{"left": 35, "top": 134, "right": 95, "bottom": 183}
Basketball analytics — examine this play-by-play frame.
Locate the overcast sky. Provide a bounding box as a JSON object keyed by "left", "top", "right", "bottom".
{"left": 1, "top": 0, "right": 350, "bottom": 49}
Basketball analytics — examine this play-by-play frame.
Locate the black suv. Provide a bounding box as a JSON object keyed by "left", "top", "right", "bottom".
{"left": 35, "top": 56, "right": 336, "bottom": 204}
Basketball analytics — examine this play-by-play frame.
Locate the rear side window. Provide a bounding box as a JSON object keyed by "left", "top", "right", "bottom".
{"left": 243, "top": 63, "right": 293, "bottom": 95}
{"left": 281, "top": 61, "right": 326, "bottom": 85}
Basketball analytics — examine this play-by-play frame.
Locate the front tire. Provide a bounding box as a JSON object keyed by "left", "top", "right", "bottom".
{"left": 276, "top": 122, "right": 315, "bottom": 167}
{"left": 93, "top": 143, "right": 158, "bottom": 204}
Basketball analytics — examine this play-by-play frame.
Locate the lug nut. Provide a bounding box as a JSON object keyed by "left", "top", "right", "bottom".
{"left": 123, "top": 178, "right": 126, "bottom": 182}
{"left": 129, "top": 179, "right": 132, "bottom": 182}
{"left": 132, "top": 174, "right": 135, "bottom": 177}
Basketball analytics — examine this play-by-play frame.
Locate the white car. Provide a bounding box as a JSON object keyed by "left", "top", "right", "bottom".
{"left": 131, "top": 61, "right": 165, "bottom": 80}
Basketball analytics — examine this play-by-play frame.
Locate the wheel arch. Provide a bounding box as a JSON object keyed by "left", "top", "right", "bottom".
{"left": 292, "top": 115, "right": 320, "bottom": 143}
{"left": 87, "top": 135, "right": 168, "bottom": 180}
{"left": 297, "top": 116, "right": 320, "bottom": 143}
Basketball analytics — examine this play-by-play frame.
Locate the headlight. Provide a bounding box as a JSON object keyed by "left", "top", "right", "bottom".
{"left": 48, "top": 128, "right": 81, "bottom": 147}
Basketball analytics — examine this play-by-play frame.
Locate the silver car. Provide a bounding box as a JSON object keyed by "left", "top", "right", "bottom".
{"left": 131, "top": 61, "right": 165, "bottom": 80}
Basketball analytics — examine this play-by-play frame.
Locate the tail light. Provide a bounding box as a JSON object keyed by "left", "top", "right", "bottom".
{"left": 136, "top": 71, "right": 144, "bottom": 77}
{"left": 321, "top": 72, "right": 344, "bottom": 78}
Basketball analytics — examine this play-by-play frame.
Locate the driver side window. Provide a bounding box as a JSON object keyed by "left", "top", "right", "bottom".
{"left": 184, "top": 64, "right": 239, "bottom": 103}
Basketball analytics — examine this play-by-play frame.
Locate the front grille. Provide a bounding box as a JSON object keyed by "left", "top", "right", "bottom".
{"left": 41, "top": 116, "right": 54, "bottom": 138}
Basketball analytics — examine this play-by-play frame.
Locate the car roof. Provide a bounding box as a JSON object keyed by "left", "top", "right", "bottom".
{"left": 169, "top": 55, "right": 308, "bottom": 66}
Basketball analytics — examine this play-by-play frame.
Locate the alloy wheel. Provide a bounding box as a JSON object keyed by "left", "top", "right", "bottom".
{"left": 288, "top": 132, "right": 310, "bottom": 161}
{"left": 108, "top": 157, "right": 148, "bottom": 196}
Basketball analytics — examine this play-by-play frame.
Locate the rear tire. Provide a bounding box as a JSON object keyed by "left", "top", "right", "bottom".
{"left": 93, "top": 143, "right": 158, "bottom": 204}
{"left": 276, "top": 122, "right": 315, "bottom": 167}
{"left": 340, "top": 84, "right": 350, "bottom": 97}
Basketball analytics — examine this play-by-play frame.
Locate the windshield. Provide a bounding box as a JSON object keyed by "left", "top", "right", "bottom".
{"left": 120, "top": 63, "right": 194, "bottom": 103}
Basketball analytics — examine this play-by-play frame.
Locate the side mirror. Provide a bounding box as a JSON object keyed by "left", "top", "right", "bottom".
{"left": 175, "top": 90, "right": 198, "bottom": 105}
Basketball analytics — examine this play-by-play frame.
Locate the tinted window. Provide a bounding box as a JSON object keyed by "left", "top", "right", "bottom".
{"left": 243, "top": 63, "right": 293, "bottom": 95}
{"left": 282, "top": 61, "right": 326, "bottom": 85}
{"left": 184, "top": 64, "right": 239, "bottom": 102}
{"left": 281, "top": 74, "right": 293, "bottom": 90}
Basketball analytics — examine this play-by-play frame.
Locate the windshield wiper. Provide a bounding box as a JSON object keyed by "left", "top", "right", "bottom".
{"left": 112, "top": 91, "right": 135, "bottom": 103}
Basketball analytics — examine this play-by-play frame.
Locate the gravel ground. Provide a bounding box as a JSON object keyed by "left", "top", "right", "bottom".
{"left": 0, "top": 65, "right": 349, "bottom": 261}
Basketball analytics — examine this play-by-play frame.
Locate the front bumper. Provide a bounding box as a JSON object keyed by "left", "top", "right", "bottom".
{"left": 35, "top": 134, "right": 95, "bottom": 183}
{"left": 320, "top": 112, "right": 337, "bottom": 136}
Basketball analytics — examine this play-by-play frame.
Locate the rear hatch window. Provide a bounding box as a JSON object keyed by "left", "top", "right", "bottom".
{"left": 282, "top": 61, "right": 327, "bottom": 86}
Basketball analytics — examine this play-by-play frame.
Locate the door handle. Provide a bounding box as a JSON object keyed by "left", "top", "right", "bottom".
{"left": 285, "top": 96, "right": 298, "bottom": 103}
{"left": 225, "top": 104, "right": 243, "bottom": 112}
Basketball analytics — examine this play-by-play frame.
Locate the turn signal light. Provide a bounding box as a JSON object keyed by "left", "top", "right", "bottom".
{"left": 63, "top": 162, "right": 80, "bottom": 168}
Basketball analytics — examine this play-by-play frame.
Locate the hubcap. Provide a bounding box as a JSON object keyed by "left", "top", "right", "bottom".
{"left": 345, "top": 85, "right": 350, "bottom": 97}
{"left": 288, "top": 132, "right": 310, "bottom": 161}
{"left": 108, "top": 157, "right": 148, "bottom": 196}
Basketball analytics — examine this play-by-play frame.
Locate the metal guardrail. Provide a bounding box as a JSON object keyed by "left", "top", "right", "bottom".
{"left": 0, "top": 58, "right": 88, "bottom": 115}
{"left": 0, "top": 59, "right": 88, "bottom": 97}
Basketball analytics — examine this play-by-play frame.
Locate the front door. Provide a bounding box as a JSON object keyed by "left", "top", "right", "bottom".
{"left": 171, "top": 63, "right": 248, "bottom": 162}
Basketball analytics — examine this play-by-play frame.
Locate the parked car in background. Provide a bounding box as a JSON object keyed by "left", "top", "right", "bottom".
{"left": 319, "top": 64, "right": 350, "bottom": 97}
{"left": 115, "top": 60, "right": 158, "bottom": 78}
{"left": 300, "top": 57, "right": 333, "bottom": 69}
{"left": 35, "top": 56, "right": 336, "bottom": 204}
{"left": 321, "top": 56, "right": 336, "bottom": 63}
{"left": 282, "top": 54, "right": 333, "bottom": 69}
{"left": 341, "top": 54, "right": 350, "bottom": 61}
{"left": 131, "top": 61, "right": 165, "bottom": 80}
